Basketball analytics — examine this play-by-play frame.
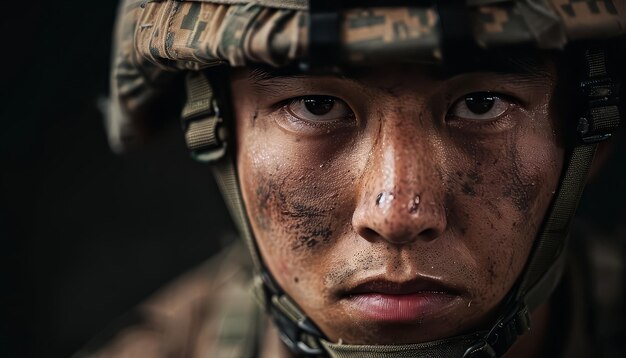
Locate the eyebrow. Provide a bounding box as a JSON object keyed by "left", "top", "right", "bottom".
{"left": 247, "top": 65, "right": 366, "bottom": 96}
{"left": 247, "top": 54, "right": 552, "bottom": 87}
{"left": 248, "top": 65, "right": 352, "bottom": 85}
{"left": 248, "top": 66, "right": 304, "bottom": 88}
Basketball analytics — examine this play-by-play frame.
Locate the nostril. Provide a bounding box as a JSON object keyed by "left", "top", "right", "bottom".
{"left": 358, "top": 227, "right": 380, "bottom": 242}
{"left": 353, "top": 191, "right": 446, "bottom": 245}
{"left": 420, "top": 228, "right": 439, "bottom": 241}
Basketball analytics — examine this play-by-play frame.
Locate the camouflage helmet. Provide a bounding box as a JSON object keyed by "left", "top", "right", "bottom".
{"left": 109, "top": 1, "right": 624, "bottom": 357}
{"left": 110, "top": 0, "right": 624, "bottom": 149}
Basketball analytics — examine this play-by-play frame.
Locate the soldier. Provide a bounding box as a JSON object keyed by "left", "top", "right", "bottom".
{"left": 81, "top": 0, "right": 625, "bottom": 357}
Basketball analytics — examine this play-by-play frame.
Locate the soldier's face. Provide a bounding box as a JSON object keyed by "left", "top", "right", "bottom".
{"left": 231, "top": 61, "right": 564, "bottom": 344}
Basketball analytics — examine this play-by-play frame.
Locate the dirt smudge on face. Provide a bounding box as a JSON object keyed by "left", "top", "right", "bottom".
{"left": 467, "top": 170, "right": 482, "bottom": 185}
{"left": 461, "top": 182, "right": 476, "bottom": 196}
{"left": 295, "top": 225, "right": 333, "bottom": 249}
{"left": 282, "top": 202, "right": 328, "bottom": 218}
{"left": 501, "top": 132, "right": 541, "bottom": 215}
{"left": 324, "top": 253, "right": 386, "bottom": 287}
{"left": 254, "top": 181, "right": 273, "bottom": 231}
{"left": 460, "top": 170, "right": 483, "bottom": 197}
{"left": 448, "top": 167, "right": 483, "bottom": 198}
{"left": 486, "top": 256, "right": 497, "bottom": 285}
{"left": 444, "top": 124, "right": 543, "bottom": 237}
{"left": 253, "top": 172, "right": 336, "bottom": 252}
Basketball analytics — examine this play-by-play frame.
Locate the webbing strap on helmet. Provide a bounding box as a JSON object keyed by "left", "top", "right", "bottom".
{"left": 463, "top": 46, "right": 622, "bottom": 358}
{"left": 181, "top": 70, "right": 327, "bottom": 356}
{"left": 181, "top": 71, "right": 262, "bottom": 273}
{"left": 516, "top": 45, "right": 622, "bottom": 322}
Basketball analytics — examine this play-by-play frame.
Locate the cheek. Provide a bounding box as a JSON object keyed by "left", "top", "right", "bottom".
{"left": 236, "top": 119, "right": 359, "bottom": 299}
{"left": 442, "top": 115, "right": 563, "bottom": 310}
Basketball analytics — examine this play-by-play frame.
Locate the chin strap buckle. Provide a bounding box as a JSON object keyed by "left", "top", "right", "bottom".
{"left": 463, "top": 303, "right": 531, "bottom": 358}
{"left": 463, "top": 339, "right": 497, "bottom": 358}
{"left": 577, "top": 48, "right": 622, "bottom": 144}
{"left": 255, "top": 271, "right": 326, "bottom": 356}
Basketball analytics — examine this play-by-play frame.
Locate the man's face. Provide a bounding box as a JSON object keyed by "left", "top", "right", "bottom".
{"left": 231, "top": 61, "right": 564, "bottom": 344}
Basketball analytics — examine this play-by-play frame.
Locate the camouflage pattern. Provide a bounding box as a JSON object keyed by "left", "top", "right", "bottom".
{"left": 126, "top": 0, "right": 625, "bottom": 69}
{"left": 75, "top": 243, "right": 262, "bottom": 358}
{"left": 108, "top": 0, "right": 625, "bottom": 152}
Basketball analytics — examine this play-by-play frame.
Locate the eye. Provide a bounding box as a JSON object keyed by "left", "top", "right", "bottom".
{"left": 447, "top": 92, "right": 511, "bottom": 121}
{"left": 286, "top": 96, "right": 355, "bottom": 123}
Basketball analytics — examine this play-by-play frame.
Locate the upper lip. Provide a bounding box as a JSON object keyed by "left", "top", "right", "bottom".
{"left": 343, "top": 277, "right": 459, "bottom": 296}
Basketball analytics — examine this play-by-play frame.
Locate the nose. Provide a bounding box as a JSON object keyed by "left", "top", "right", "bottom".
{"left": 352, "top": 119, "right": 447, "bottom": 246}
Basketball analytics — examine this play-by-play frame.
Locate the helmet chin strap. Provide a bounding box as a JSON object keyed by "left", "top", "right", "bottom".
{"left": 180, "top": 46, "right": 621, "bottom": 357}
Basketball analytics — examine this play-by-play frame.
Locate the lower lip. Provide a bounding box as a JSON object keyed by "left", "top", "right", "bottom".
{"left": 344, "top": 292, "right": 457, "bottom": 322}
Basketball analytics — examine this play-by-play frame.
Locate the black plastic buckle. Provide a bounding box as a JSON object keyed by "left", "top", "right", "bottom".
{"left": 580, "top": 77, "right": 619, "bottom": 99}
{"left": 578, "top": 77, "right": 621, "bottom": 144}
{"left": 271, "top": 307, "right": 324, "bottom": 356}
{"left": 464, "top": 303, "right": 530, "bottom": 358}
{"left": 577, "top": 117, "right": 613, "bottom": 144}
{"left": 261, "top": 271, "right": 325, "bottom": 356}
{"left": 463, "top": 339, "right": 497, "bottom": 358}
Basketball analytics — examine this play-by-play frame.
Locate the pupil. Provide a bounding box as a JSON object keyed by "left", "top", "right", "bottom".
{"left": 304, "top": 97, "right": 334, "bottom": 115}
{"left": 465, "top": 93, "right": 495, "bottom": 114}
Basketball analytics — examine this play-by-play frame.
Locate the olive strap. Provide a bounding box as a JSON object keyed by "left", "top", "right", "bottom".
{"left": 182, "top": 71, "right": 327, "bottom": 355}
{"left": 465, "top": 46, "right": 622, "bottom": 358}
{"left": 517, "top": 47, "right": 621, "bottom": 306}
{"left": 181, "top": 71, "right": 262, "bottom": 273}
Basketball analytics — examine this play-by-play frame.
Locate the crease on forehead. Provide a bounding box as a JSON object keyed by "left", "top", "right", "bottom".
{"left": 245, "top": 54, "right": 555, "bottom": 93}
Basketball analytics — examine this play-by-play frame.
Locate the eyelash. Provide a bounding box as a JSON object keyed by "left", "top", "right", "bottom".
{"left": 271, "top": 91, "right": 520, "bottom": 135}
{"left": 445, "top": 92, "right": 519, "bottom": 130}
{"left": 281, "top": 96, "right": 355, "bottom": 128}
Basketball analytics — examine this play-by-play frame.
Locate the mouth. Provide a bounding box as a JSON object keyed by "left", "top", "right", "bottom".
{"left": 340, "top": 277, "right": 462, "bottom": 323}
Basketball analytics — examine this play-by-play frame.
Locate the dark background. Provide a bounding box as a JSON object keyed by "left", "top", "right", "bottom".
{"left": 1, "top": 2, "right": 232, "bottom": 357}
{"left": 0, "top": 2, "right": 624, "bottom": 358}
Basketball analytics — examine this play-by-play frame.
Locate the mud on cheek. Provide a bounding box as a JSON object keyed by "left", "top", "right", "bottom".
{"left": 441, "top": 131, "right": 550, "bottom": 300}
{"left": 252, "top": 171, "right": 340, "bottom": 253}
{"left": 452, "top": 130, "right": 547, "bottom": 233}
{"left": 500, "top": 140, "right": 543, "bottom": 217}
